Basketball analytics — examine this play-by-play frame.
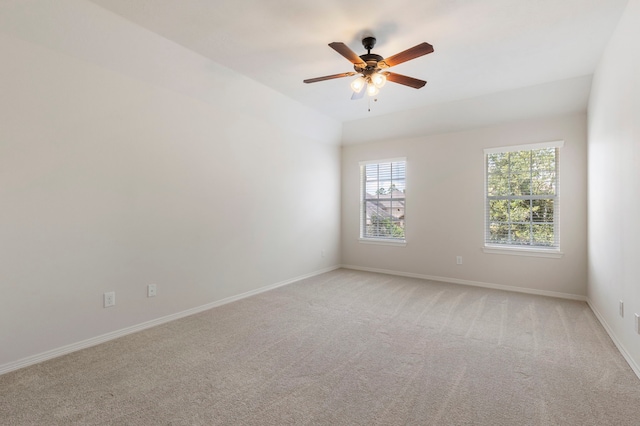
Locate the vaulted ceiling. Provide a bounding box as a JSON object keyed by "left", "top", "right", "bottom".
{"left": 88, "top": 0, "right": 629, "bottom": 123}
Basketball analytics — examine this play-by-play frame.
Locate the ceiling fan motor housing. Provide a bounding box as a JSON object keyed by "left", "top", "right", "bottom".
{"left": 356, "top": 56, "right": 383, "bottom": 73}
{"left": 356, "top": 37, "right": 383, "bottom": 74}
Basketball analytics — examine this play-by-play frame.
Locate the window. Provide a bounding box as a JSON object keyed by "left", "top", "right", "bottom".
{"left": 360, "top": 159, "right": 406, "bottom": 243}
{"left": 484, "top": 141, "right": 563, "bottom": 252}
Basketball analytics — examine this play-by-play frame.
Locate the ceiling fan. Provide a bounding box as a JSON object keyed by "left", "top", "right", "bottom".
{"left": 303, "top": 36, "right": 434, "bottom": 100}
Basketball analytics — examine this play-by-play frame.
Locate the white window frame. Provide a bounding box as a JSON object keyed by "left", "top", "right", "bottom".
{"left": 483, "top": 141, "right": 564, "bottom": 258}
{"left": 359, "top": 158, "right": 407, "bottom": 246}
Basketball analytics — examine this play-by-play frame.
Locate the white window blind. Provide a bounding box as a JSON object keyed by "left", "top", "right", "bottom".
{"left": 484, "top": 141, "right": 562, "bottom": 249}
{"left": 360, "top": 159, "right": 406, "bottom": 241}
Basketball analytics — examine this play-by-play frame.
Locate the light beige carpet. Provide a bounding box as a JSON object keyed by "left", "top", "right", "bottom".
{"left": 2, "top": 269, "right": 640, "bottom": 425}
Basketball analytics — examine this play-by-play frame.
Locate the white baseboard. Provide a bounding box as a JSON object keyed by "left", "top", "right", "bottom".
{"left": 0, "top": 265, "right": 340, "bottom": 376}
{"left": 586, "top": 299, "right": 640, "bottom": 380}
{"left": 340, "top": 264, "right": 588, "bottom": 302}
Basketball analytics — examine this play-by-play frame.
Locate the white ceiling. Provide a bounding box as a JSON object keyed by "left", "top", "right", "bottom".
{"left": 87, "top": 0, "right": 629, "bottom": 123}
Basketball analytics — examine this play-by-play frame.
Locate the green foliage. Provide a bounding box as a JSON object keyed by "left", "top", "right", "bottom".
{"left": 374, "top": 183, "right": 401, "bottom": 196}
{"left": 487, "top": 148, "right": 557, "bottom": 246}
{"left": 368, "top": 215, "right": 405, "bottom": 239}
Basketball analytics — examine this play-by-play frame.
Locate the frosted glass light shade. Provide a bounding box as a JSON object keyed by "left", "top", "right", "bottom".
{"left": 371, "top": 73, "right": 386, "bottom": 88}
{"left": 350, "top": 76, "right": 366, "bottom": 93}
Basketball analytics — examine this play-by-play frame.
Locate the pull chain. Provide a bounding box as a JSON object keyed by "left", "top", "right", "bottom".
{"left": 367, "top": 97, "right": 378, "bottom": 113}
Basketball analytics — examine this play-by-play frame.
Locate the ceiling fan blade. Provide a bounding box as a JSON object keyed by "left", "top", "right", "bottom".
{"left": 329, "top": 42, "right": 366, "bottom": 67}
{"left": 384, "top": 72, "right": 427, "bottom": 89}
{"left": 303, "top": 72, "right": 357, "bottom": 84}
{"left": 351, "top": 88, "right": 366, "bottom": 100}
{"left": 380, "top": 42, "right": 434, "bottom": 68}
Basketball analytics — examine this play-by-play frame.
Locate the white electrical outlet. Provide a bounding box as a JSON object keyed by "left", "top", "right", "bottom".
{"left": 321, "top": 249, "right": 325, "bottom": 258}
{"left": 635, "top": 314, "right": 640, "bottom": 334}
{"left": 104, "top": 291, "right": 115, "bottom": 308}
{"left": 147, "top": 284, "right": 157, "bottom": 298}
{"left": 456, "top": 256, "right": 462, "bottom": 265}
{"left": 619, "top": 300, "right": 624, "bottom": 317}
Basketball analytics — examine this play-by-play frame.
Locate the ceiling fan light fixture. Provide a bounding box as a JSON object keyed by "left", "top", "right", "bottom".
{"left": 350, "top": 76, "right": 366, "bottom": 93}
{"left": 371, "top": 72, "right": 386, "bottom": 88}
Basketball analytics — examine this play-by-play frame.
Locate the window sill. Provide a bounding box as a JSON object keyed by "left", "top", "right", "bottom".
{"left": 359, "top": 238, "right": 407, "bottom": 247}
{"left": 483, "top": 245, "right": 563, "bottom": 258}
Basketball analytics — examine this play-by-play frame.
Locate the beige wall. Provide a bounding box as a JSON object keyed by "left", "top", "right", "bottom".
{"left": 588, "top": 0, "right": 640, "bottom": 374}
{"left": 342, "top": 113, "right": 588, "bottom": 298}
{"left": 0, "top": 2, "right": 341, "bottom": 369}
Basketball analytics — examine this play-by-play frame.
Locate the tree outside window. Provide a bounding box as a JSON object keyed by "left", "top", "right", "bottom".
{"left": 485, "top": 144, "right": 560, "bottom": 249}
{"left": 360, "top": 160, "right": 406, "bottom": 241}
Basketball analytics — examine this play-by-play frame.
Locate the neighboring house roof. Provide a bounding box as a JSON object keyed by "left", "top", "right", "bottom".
{"left": 364, "top": 190, "right": 406, "bottom": 221}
